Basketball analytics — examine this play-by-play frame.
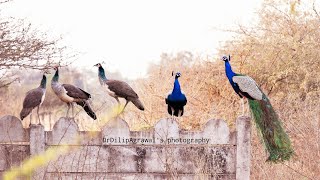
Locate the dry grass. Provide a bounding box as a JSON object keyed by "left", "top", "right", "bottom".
{"left": 1, "top": 0, "right": 319, "bottom": 179}
{"left": 1, "top": 52, "right": 318, "bottom": 179}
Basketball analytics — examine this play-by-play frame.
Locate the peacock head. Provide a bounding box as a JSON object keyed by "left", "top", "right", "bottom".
{"left": 94, "top": 63, "right": 102, "bottom": 67}
{"left": 172, "top": 71, "right": 181, "bottom": 79}
{"left": 221, "top": 55, "right": 231, "bottom": 62}
{"left": 52, "top": 66, "right": 59, "bottom": 81}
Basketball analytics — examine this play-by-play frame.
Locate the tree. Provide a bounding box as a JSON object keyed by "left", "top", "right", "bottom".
{"left": 218, "top": 0, "right": 320, "bottom": 179}
{"left": 219, "top": 0, "right": 320, "bottom": 99}
{"left": 0, "top": 0, "right": 70, "bottom": 88}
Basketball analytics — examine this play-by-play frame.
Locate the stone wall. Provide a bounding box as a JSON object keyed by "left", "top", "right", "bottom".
{"left": 0, "top": 115, "right": 251, "bottom": 180}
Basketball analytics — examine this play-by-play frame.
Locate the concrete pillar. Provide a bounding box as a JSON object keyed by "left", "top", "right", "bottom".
{"left": 236, "top": 116, "right": 251, "bottom": 180}
{"left": 30, "top": 124, "right": 45, "bottom": 155}
{"left": 29, "top": 124, "right": 45, "bottom": 179}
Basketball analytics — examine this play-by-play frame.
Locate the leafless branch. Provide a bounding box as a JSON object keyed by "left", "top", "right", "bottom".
{"left": 313, "top": 0, "right": 320, "bottom": 19}
{"left": 0, "top": 4, "right": 73, "bottom": 88}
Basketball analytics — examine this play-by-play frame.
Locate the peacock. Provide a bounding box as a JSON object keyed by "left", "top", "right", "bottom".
{"left": 51, "top": 67, "right": 97, "bottom": 120}
{"left": 94, "top": 63, "right": 144, "bottom": 112}
{"left": 20, "top": 75, "right": 47, "bottom": 125}
{"left": 165, "top": 72, "right": 187, "bottom": 117}
{"left": 222, "top": 55, "right": 294, "bottom": 162}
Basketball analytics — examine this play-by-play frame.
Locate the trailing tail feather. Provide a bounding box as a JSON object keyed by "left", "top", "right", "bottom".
{"left": 76, "top": 101, "right": 97, "bottom": 120}
{"left": 173, "top": 108, "right": 183, "bottom": 117}
{"left": 128, "top": 98, "right": 145, "bottom": 111}
{"left": 20, "top": 108, "right": 33, "bottom": 120}
{"left": 167, "top": 105, "right": 184, "bottom": 117}
{"left": 248, "top": 93, "right": 294, "bottom": 162}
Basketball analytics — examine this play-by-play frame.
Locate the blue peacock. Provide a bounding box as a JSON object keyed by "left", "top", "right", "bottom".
{"left": 165, "top": 72, "right": 187, "bottom": 117}
{"left": 222, "top": 55, "right": 294, "bottom": 162}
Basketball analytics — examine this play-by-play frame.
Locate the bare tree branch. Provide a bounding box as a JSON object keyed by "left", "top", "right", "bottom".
{"left": 313, "top": 0, "right": 320, "bottom": 19}
{"left": 0, "top": 2, "right": 74, "bottom": 88}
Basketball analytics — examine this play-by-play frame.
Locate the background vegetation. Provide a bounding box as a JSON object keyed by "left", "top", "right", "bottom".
{"left": 0, "top": 0, "right": 319, "bottom": 179}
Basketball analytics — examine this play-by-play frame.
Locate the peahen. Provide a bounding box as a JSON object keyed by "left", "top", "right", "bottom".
{"left": 20, "top": 75, "right": 47, "bottom": 125}
{"left": 51, "top": 67, "right": 97, "bottom": 120}
{"left": 165, "top": 72, "right": 187, "bottom": 117}
{"left": 94, "top": 63, "right": 144, "bottom": 112}
{"left": 222, "top": 55, "right": 294, "bottom": 162}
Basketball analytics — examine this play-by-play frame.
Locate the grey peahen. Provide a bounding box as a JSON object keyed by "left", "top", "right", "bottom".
{"left": 20, "top": 75, "right": 47, "bottom": 125}
{"left": 94, "top": 63, "right": 144, "bottom": 112}
{"left": 51, "top": 67, "right": 97, "bottom": 120}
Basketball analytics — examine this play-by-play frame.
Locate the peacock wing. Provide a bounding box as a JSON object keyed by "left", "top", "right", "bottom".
{"left": 232, "top": 75, "right": 263, "bottom": 100}
{"left": 62, "top": 84, "right": 91, "bottom": 100}
{"left": 180, "top": 91, "right": 187, "bottom": 105}
{"left": 106, "top": 80, "right": 138, "bottom": 98}
{"left": 182, "top": 94, "right": 187, "bottom": 105}
{"left": 23, "top": 88, "right": 44, "bottom": 108}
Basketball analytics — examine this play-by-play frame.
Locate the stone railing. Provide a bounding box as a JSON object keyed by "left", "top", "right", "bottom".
{"left": 0, "top": 115, "right": 251, "bottom": 180}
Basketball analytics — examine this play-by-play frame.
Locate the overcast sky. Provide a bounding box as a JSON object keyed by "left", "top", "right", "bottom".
{"left": 3, "top": 0, "right": 261, "bottom": 79}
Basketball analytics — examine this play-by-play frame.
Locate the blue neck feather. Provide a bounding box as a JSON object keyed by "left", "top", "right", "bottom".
{"left": 98, "top": 66, "right": 107, "bottom": 80}
{"left": 225, "top": 61, "right": 236, "bottom": 82}
{"left": 40, "top": 75, "right": 47, "bottom": 88}
{"left": 52, "top": 69, "right": 59, "bottom": 82}
{"left": 172, "top": 78, "right": 182, "bottom": 95}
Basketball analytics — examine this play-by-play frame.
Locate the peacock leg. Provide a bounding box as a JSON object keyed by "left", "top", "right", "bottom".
{"left": 122, "top": 100, "right": 129, "bottom": 112}
{"left": 29, "top": 110, "right": 32, "bottom": 127}
{"left": 37, "top": 106, "right": 41, "bottom": 125}
{"left": 114, "top": 97, "right": 122, "bottom": 112}
{"left": 71, "top": 103, "right": 74, "bottom": 118}
{"left": 171, "top": 107, "right": 174, "bottom": 119}
{"left": 66, "top": 103, "right": 70, "bottom": 118}
{"left": 241, "top": 98, "right": 245, "bottom": 115}
{"left": 115, "top": 97, "right": 120, "bottom": 104}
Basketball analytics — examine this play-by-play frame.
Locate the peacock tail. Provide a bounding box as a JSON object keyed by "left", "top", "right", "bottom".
{"left": 248, "top": 93, "right": 294, "bottom": 162}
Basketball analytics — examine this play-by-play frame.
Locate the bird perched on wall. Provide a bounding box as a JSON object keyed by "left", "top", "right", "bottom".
{"left": 165, "top": 72, "right": 187, "bottom": 117}
{"left": 20, "top": 75, "right": 47, "bottom": 125}
{"left": 221, "top": 55, "right": 293, "bottom": 162}
{"left": 94, "top": 63, "right": 144, "bottom": 112}
{"left": 51, "top": 67, "right": 97, "bottom": 120}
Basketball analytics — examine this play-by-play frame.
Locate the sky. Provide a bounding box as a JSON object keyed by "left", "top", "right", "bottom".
{"left": 2, "top": 0, "right": 261, "bottom": 79}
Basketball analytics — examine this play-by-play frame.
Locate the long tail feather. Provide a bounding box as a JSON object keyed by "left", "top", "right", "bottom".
{"left": 173, "top": 108, "right": 179, "bottom": 116}
{"left": 129, "top": 98, "right": 145, "bottom": 111}
{"left": 174, "top": 108, "right": 184, "bottom": 117}
{"left": 167, "top": 105, "right": 172, "bottom": 115}
{"left": 248, "top": 93, "right": 294, "bottom": 162}
{"left": 168, "top": 106, "right": 184, "bottom": 117}
{"left": 20, "top": 108, "right": 33, "bottom": 120}
{"left": 76, "top": 101, "right": 97, "bottom": 120}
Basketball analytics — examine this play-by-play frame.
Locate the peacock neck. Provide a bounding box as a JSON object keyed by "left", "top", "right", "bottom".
{"left": 52, "top": 69, "right": 59, "bottom": 82}
{"left": 98, "top": 66, "right": 108, "bottom": 80}
{"left": 172, "top": 78, "right": 182, "bottom": 95}
{"left": 40, "top": 75, "right": 47, "bottom": 89}
{"left": 225, "top": 61, "right": 236, "bottom": 81}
